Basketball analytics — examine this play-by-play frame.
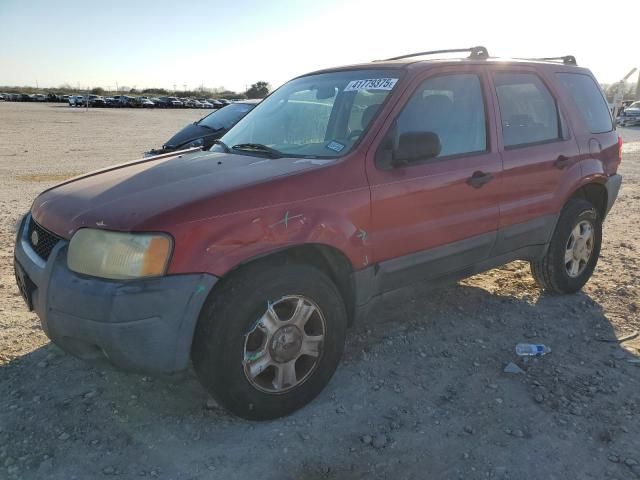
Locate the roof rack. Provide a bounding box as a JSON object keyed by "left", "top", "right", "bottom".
{"left": 528, "top": 55, "right": 577, "bottom": 65}
{"left": 382, "top": 46, "right": 489, "bottom": 62}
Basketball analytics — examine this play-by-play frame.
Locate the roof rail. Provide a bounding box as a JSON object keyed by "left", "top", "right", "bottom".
{"left": 382, "top": 46, "right": 489, "bottom": 62}
{"left": 529, "top": 55, "right": 577, "bottom": 65}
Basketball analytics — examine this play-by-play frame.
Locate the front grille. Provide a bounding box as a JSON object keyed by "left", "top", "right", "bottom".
{"left": 27, "top": 217, "right": 62, "bottom": 261}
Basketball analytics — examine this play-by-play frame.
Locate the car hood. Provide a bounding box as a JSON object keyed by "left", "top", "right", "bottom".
{"left": 163, "top": 123, "right": 223, "bottom": 149}
{"left": 31, "top": 150, "right": 330, "bottom": 237}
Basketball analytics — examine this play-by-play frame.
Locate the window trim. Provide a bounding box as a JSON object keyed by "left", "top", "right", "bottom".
{"left": 492, "top": 71, "right": 567, "bottom": 151}
{"left": 375, "top": 71, "right": 491, "bottom": 170}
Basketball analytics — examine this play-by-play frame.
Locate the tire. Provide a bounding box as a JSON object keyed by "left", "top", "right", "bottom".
{"left": 192, "top": 261, "right": 347, "bottom": 420}
{"left": 530, "top": 198, "right": 602, "bottom": 294}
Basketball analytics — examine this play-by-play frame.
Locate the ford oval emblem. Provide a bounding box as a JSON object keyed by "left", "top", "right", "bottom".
{"left": 31, "top": 230, "right": 39, "bottom": 247}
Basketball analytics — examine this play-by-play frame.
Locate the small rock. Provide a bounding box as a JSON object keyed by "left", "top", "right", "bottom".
{"left": 361, "top": 434, "right": 372, "bottom": 445}
{"left": 103, "top": 466, "right": 115, "bottom": 475}
{"left": 58, "top": 432, "right": 70, "bottom": 441}
{"left": 608, "top": 455, "right": 620, "bottom": 463}
{"left": 37, "top": 458, "right": 53, "bottom": 473}
{"left": 504, "top": 362, "right": 524, "bottom": 374}
{"left": 372, "top": 434, "right": 388, "bottom": 449}
{"left": 534, "top": 394, "right": 544, "bottom": 403}
{"left": 625, "top": 458, "right": 639, "bottom": 467}
{"left": 464, "top": 425, "right": 474, "bottom": 435}
{"left": 204, "top": 398, "right": 218, "bottom": 410}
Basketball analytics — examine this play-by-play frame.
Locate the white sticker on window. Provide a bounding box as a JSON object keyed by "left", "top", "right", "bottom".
{"left": 344, "top": 78, "right": 398, "bottom": 92}
{"left": 326, "top": 141, "right": 345, "bottom": 153}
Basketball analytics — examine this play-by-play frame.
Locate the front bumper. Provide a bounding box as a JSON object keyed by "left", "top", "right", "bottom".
{"left": 620, "top": 116, "right": 640, "bottom": 125}
{"left": 13, "top": 214, "right": 217, "bottom": 373}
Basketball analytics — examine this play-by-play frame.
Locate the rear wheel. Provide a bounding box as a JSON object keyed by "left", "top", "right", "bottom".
{"left": 192, "top": 261, "right": 347, "bottom": 420}
{"left": 530, "top": 198, "right": 602, "bottom": 294}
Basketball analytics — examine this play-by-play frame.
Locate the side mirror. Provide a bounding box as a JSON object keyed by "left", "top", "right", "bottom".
{"left": 393, "top": 132, "right": 441, "bottom": 165}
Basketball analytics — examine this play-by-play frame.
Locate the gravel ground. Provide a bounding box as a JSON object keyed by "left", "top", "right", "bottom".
{"left": 0, "top": 102, "right": 639, "bottom": 480}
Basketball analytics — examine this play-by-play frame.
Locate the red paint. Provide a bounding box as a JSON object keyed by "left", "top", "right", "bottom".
{"left": 30, "top": 59, "right": 620, "bottom": 278}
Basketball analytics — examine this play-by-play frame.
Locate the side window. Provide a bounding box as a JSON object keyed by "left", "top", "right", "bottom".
{"left": 555, "top": 73, "right": 613, "bottom": 134}
{"left": 395, "top": 74, "right": 487, "bottom": 158}
{"left": 494, "top": 73, "right": 560, "bottom": 148}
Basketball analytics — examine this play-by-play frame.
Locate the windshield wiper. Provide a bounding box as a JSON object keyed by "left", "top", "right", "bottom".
{"left": 231, "top": 143, "right": 283, "bottom": 158}
{"left": 212, "top": 139, "right": 231, "bottom": 152}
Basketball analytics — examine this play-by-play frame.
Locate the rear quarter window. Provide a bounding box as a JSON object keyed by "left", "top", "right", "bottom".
{"left": 555, "top": 73, "right": 613, "bottom": 134}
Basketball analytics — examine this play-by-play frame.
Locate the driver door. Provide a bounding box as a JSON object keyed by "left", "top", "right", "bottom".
{"left": 365, "top": 67, "right": 502, "bottom": 292}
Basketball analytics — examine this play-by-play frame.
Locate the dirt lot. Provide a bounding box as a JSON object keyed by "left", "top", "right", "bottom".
{"left": 0, "top": 102, "right": 639, "bottom": 480}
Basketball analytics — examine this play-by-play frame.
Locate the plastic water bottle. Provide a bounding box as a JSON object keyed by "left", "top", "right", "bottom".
{"left": 515, "top": 343, "right": 551, "bottom": 356}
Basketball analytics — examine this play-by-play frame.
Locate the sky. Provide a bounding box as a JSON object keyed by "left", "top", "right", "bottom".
{"left": 0, "top": 0, "right": 639, "bottom": 93}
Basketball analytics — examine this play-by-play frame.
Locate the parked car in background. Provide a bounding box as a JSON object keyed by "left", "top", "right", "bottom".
{"left": 618, "top": 101, "right": 640, "bottom": 126}
{"left": 117, "top": 96, "right": 136, "bottom": 107}
{"left": 32, "top": 94, "right": 46, "bottom": 102}
{"left": 90, "top": 95, "right": 106, "bottom": 107}
{"left": 198, "top": 99, "right": 214, "bottom": 109}
{"left": 182, "top": 98, "right": 197, "bottom": 108}
{"left": 145, "top": 99, "right": 259, "bottom": 155}
{"left": 156, "top": 96, "right": 183, "bottom": 108}
{"left": 68, "top": 95, "right": 85, "bottom": 106}
{"left": 0, "top": 93, "right": 7, "bottom": 101}
{"left": 135, "top": 96, "right": 155, "bottom": 108}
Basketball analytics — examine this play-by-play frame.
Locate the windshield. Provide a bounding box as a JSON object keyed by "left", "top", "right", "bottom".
{"left": 199, "top": 103, "right": 255, "bottom": 131}
{"left": 629, "top": 102, "right": 640, "bottom": 109}
{"left": 217, "top": 69, "right": 402, "bottom": 158}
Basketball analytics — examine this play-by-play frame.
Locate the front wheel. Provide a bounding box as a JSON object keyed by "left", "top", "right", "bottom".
{"left": 192, "top": 262, "right": 347, "bottom": 420}
{"left": 530, "top": 198, "right": 602, "bottom": 294}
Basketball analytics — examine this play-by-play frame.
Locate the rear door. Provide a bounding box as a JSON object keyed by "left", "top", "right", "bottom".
{"left": 488, "top": 68, "right": 581, "bottom": 254}
{"left": 366, "top": 66, "right": 502, "bottom": 292}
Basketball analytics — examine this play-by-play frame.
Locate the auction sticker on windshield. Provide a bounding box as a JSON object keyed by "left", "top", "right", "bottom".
{"left": 344, "top": 78, "right": 398, "bottom": 91}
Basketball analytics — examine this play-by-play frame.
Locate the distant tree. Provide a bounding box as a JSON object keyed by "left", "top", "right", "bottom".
{"left": 142, "top": 88, "right": 168, "bottom": 95}
{"left": 91, "top": 87, "right": 105, "bottom": 95}
{"left": 246, "top": 81, "right": 270, "bottom": 99}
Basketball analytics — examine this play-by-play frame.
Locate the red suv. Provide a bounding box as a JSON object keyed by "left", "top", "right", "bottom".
{"left": 14, "top": 47, "right": 622, "bottom": 419}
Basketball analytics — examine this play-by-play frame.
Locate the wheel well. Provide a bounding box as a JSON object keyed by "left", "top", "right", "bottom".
{"left": 569, "top": 183, "right": 607, "bottom": 219}
{"left": 230, "top": 244, "right": 357, "bottom": 326}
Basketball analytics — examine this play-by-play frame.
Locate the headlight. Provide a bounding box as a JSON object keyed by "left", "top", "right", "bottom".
{"left": 67, "top": 229, "right": 172, "bottom": 280}
{"left": 183, "top": 137, "right": 204, "bottom": 148}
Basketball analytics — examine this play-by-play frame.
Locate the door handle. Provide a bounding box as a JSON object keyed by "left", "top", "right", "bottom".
{"left": 554, "top": 155, "right": 570, "bottom": 169}
{"left": 466, "top": 171, "right": 494, "bottom": 189}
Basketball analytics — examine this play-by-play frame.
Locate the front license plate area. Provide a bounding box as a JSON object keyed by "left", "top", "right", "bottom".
{"left": 14, "top": 260, "right": 35, "bottom": 311}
